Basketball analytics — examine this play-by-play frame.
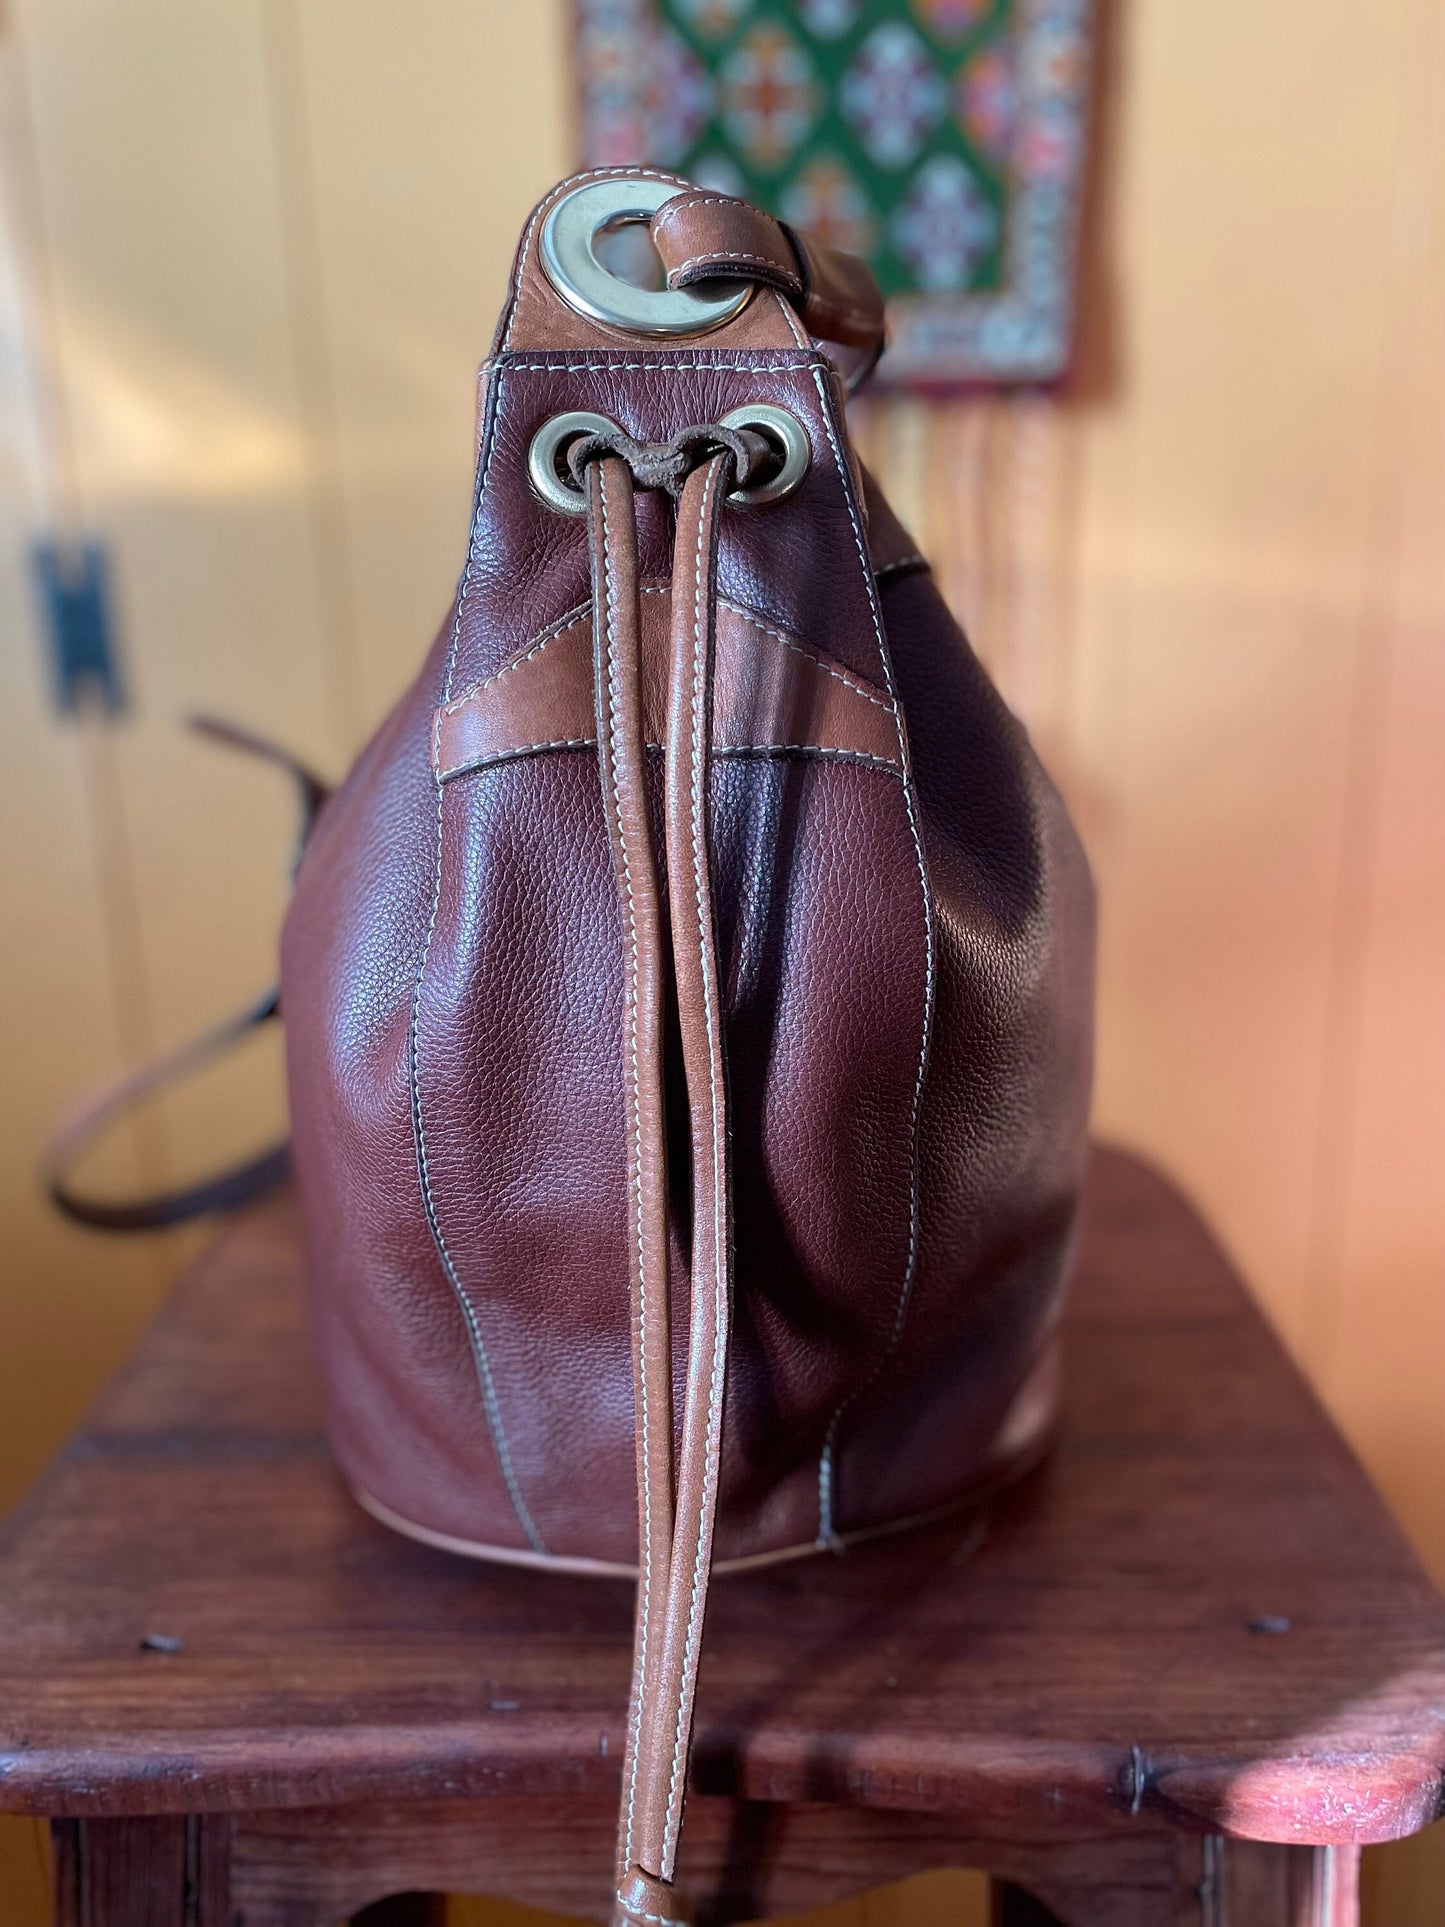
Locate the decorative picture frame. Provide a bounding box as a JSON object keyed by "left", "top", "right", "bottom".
{"left": 572, "top": 0, "right": 1093, "bottom": 388}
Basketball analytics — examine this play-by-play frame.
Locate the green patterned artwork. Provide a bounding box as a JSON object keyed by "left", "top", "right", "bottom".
{"left": 573, "top": 0, "right": 1092, "bottom": 386}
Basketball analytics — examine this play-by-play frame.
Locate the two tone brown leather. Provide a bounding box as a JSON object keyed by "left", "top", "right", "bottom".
{"left": 432, "top": 587, "right": 902, "bottom": 781}
{"left": 280, "top": 168, "right": 1095, "bottom": 1925}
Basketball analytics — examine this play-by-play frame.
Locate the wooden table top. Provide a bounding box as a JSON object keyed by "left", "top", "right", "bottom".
{"left": 1, "top": 1148, "right": 1442, "bottom": 1849}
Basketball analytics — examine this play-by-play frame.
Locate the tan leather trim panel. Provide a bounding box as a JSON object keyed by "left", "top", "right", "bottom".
{"left": 433, "top": 587, "right": 903, "bottom": 781}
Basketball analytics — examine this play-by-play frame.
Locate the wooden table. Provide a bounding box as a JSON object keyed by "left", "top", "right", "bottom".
{"left": 2, "top": 1148, "right": 1442, "bottom": 1927}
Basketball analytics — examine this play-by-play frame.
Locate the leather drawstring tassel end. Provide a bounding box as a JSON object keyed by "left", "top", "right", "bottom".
{"left": 615, "top": 1863, "right": 695, "bottom": 1927}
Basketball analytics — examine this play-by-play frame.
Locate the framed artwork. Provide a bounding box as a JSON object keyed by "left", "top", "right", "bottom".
{"left": 571, "top": 0, "right": 1093, "bottom": 388}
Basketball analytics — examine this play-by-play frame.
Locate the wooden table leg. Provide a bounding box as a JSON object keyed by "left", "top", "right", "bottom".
{"left": 992, "top": 1836, "right": 1361, "bottom": 1927}
{"left": 1208, "top": 1839, "right": 1360, "bottom": 1926}
{"left": 53, "top": 1818, "right": 187, "bottom": 1926}
{"left": 49, "top": 1813, "right": 449, "bottom": 1927}
{"left": 52, "top": 1816, "right": 233, "bottom": 1927}
{"left": 47, "top": 1808, "right": 1364, "bottom": 1927}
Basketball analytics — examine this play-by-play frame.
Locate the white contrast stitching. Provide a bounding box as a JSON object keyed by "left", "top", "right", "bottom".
{"left": 661, "top": 457, "right": 730, "bottom": 1877}
{"left": 438, "top": 740, "right": 904, "bottom": 783}
{"left": 669, "top": 248, "right": 801, "bottom": 281}
{"left": 770, "top": 285, "right": 812, "bottom": 350}
{"left": 501, "top": 166, "right": 691, "bottom": 357}
{"left": 723, "top": 601, "right": 893, "bottom": 709}
{"left": 502, "top": 357, "right": 820, "bottom": 372}
{"left": 806, "top": 366, "right": 936, "bottom": 1550}
{"left": 650, "top": 195, "right": 879, "bottom": 333}
{"left": 616, "top": 1900, "right": 689, "bottom": 1927}
{"left": 648, "top": 583, "right": 892, "bottom": 708}
{"left": 876, "top": 552, "right": 929, "bottom": 582}
{"left": 652, "top": 193, "right": 749, "bottom": 225}
{"left": 438, "top": 586, "right": 895, "bottom": 736}
{"left": 441, "top": 738, "right": 596, "bottom": 774}
{"left": 409, "top": 361, "right": 547, "bottom": 1556}
{"left": 715, "top": 743, "right": 901, "bottom": 773}
{"left": 441, "top": 741, "right": 902, "bottom": 779}
{"left": 439, "top": 601, "right": 591, "bottom": 715}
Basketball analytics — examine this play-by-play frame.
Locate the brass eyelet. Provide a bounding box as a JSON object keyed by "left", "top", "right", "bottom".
{"left": 527, "top": 411, "right": 620, "bottom": 517}
{"left": 718, "top": 404, "right": 811, "bottom": 507}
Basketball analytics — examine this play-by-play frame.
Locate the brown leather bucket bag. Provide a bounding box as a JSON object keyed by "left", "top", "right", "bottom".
{"left": 279, "top": 171, "right": 1095, "bottom": 1926}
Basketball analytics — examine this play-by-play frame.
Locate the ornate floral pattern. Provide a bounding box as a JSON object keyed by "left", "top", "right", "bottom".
{"left": 956, "top": 34, "right": 1015, "bottom": 160}
{"left": 779, "top": 153, "right": 876, "bottom": 256}
{"left": 673, "top": 0, "right": 750, "bottom": 38}
{"left": 892, "top": 153, "right": 996, "bottom": 289}
{"left": 573, "top": 0, "right": 1092, "bottom": 385}
{"left": 910, "top": 0, "right": 990, "bottom": 40}
{"left": 840, "top": 23, "right": 947, "bottom": 168}
{"left": 719, "top": 22, "right": 820, "bottom": 167}
{"left": 647, "top": 26, "right": 715, "bottom": 164}
{"left": 798, "top": 0, "right": 863, "bottom": 38}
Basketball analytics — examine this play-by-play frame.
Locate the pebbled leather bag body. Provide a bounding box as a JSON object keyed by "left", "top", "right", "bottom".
{"left": 281, "top": 171, "right": 1095, "bottom": 1925}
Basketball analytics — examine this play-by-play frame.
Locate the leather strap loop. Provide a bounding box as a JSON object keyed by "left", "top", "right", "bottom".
{"left": 652, "top": 194, "right": 804, "bottom": 301}
{"left": 650, "top": 191, "right": 885, "bottom": 366}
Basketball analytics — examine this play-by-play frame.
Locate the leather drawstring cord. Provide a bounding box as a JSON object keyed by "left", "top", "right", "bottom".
{"left": 570, "top": 421, "right": 774, "bottom": 500}
{"left": 579, "top": 430, "right": 743, "bottom": 1927}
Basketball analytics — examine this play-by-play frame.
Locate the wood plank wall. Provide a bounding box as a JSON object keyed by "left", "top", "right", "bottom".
{"left": 1, "top": 3, "right": 1441, "bottom": 1922}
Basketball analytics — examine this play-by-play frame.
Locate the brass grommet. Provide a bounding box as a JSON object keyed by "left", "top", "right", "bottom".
{"left": 718, "top": 404, "right": 811, "bottom": 507}
{"left": 527, "top": 411, "right": 620, "bottom": 516}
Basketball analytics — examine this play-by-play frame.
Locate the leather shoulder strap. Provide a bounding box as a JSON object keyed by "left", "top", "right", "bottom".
{"left": 44, "top": 989, "right": 289, "bottom": 1231}
{"left": 44, "top": 718, "right": 330, "bottom": 1232}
